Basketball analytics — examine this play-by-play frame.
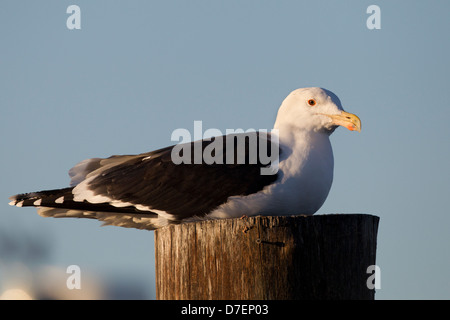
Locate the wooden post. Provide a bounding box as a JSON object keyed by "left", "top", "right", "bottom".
{"left": 154, "top": 214, "right": 379, "bottom": 300}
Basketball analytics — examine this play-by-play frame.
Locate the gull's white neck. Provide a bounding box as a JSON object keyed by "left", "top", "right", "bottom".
{"left": 206, "top": 122, "right": 335, "bottom": 219}
{"left": 271, "top": 122, "right": 335, "bottom": 214}
{"left": 273, "top": 122, "right": 329, "bottom": 153}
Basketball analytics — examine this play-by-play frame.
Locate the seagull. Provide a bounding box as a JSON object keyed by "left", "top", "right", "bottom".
{"left": 9, "top": 87, "right": 361, "bottom": 230}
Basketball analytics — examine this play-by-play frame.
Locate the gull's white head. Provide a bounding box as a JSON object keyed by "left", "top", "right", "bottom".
{"left": 274, "top": 87, "right": 361, "bottom": 134}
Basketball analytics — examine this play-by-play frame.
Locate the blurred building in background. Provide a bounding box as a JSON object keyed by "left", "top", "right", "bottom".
{"left": 0, "top": 224, "right": 151, "bottom": 300}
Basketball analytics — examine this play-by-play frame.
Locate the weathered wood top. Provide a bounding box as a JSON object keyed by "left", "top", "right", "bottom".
{"left": 155, "top": 214, "right": 379, "bottom": 300}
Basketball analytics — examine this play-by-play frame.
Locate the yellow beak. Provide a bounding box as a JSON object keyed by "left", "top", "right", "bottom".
{"left": 325, "top": 111, "right": 361, "bottom": 132}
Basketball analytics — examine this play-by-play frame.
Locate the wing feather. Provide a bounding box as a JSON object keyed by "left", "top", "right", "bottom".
{"left": 75, "top": 132, "right": 280, "bottom": 220}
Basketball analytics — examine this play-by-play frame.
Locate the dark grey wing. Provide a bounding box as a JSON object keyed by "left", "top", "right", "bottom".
{"left": 85, "top": 131, "right": 280, "bottom": 220}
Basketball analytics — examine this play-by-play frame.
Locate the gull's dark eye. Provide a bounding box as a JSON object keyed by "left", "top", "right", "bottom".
{"left": 307, "top": 99, "right": 316, "bottom": 106}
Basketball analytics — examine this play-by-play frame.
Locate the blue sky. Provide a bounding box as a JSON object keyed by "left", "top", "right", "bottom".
{"left": 1, "top": 1, "right": 449, "bottom": 299}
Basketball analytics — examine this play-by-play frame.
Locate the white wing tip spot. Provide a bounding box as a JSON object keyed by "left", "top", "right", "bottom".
{"left": 55, "top": 196, "right": 64, "bottom": 204}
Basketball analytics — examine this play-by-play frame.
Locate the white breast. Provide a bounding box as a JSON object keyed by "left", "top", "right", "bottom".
{"left": 270, "top": 130, "right": 334, "bottom": 214}
{"left": 205, "top": 130, "right": 334, "bottom": 219}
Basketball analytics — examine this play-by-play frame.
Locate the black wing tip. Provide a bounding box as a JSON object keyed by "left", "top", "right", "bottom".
{"left": 8, "top": 191, "right": 42, "bottom": 207}
{"left": 9, "top": 192, "right": 34, "bottom": 202}
{"left": 8, "top": 188, "right": 74, "bottom": 207}
{"left": 8, "top": 195, "right": 19, "bottom": 206}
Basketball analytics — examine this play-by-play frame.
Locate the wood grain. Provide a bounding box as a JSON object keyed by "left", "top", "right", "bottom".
{"left": 154, "top": 214, "right": 379, "bottom": 300}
